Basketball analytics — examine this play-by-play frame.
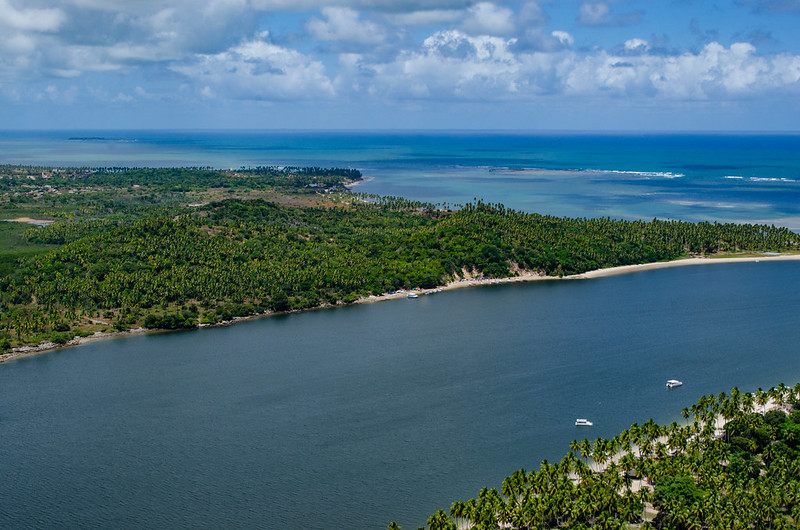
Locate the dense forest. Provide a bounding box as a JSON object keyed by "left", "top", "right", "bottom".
{"left": 395, "top": 383, "right": 800, "bottom": 530}
{"left": 1, "top": 166, "right": 799, "bottom": 352}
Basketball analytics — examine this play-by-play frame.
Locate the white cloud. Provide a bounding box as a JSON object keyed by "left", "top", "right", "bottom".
{"left": 552, "top": 31, "right": 574, "bottom": 47}
{"left": 171, "top": 32, "right": 335, "bottom": 100}
{"left": 306, "top": 7, "right": 385, "bottom": 45}
{"left": 578, "top": 2, "right": 609, "bottom": 26}
{"left": 334, "top": 34, "right": 800, "bottom": 105}
{"left": 563, "top": 42, "right": 800, "bottom": 99}
{"left": 112, "top": 92, "right": 134, "bottom": 103}
{"left": 518, "top": 1, "right": 548, "bottom": 27}
{"left": 624, "top": 38, "right": 649, "bottom": 53}
{"left": 461, "top": 2, "right": 515, "bottom": 36}
{"left": 3, "top": 0, "right": 800, "bottom": 120}
{"left": 0, "top": 0, "right": 65, "bottom": 31}
{"left": 348, "top": 30, "right": 524, "bottom": 100}
{"left": 384, "top": 9, "right": 462, "bottom": 27}
{"left": 249, "top": 0, "right": 473, "bottom": 11}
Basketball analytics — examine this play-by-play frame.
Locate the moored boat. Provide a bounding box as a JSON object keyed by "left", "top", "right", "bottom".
{"left": 666, "top": 379, "right": 683, "bottom": 388}
{"left": 575, "top": 418, "right": 593, "bottom": 426}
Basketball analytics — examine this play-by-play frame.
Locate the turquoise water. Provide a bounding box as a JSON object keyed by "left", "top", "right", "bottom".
{"left": 2, "top": 263, "right": 800, "bottom": 529}
{"left": 2, "top": 131, "right": 800, "bottom": 528}
{"left": 2, "top": 130, "right": 799, "bottom": 228}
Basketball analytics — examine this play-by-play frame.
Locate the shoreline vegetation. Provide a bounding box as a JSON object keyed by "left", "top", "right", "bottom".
{"left": 2, "top": 253, "right": 799, "bottom": 364}
{"left": 5, "top": 164, "right": 800, "bottom": 528}
{"left": 396, "top": 383, "right": 800, "bottom": 530}
{"left": 2, "top": 164, "right": 800, "bottom": 363}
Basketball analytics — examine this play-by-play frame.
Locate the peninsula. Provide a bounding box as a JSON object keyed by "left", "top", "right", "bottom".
{"left": 2, "top": 165, "right": 799, "bottom": 360}
{"left": 402, "top": 383, "right": 800, "bottom": 529}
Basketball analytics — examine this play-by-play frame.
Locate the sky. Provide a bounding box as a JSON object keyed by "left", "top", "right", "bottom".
{"left": 1, "top": 0, "right": 800, "bottom": 130}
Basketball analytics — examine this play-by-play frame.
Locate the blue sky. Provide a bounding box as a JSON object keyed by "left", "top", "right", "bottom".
{"left": 2, "top": 0, "right": 799, "bottom": 130}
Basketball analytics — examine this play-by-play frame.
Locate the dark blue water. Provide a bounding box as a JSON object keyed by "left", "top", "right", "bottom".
{"left": 2, "top": 262, "right": 800, "bottom": 529}
{"left": 2, "top": 130, "right": 800, "bottom": 228}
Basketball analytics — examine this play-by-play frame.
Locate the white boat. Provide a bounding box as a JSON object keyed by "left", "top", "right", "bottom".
{"left": 666, "top": 379, "right": 683, "bottom": 388}
{"left": 406, "top": 292, "right": 419, "bottom": 299}
{"left": 575, "top": 418, "right": 593, "bottom": 427}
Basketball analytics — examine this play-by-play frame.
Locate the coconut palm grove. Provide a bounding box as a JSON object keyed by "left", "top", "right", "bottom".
{"left": 1, "top": 165, "right": 799, "bottom": 352}
{"left": 397, "top": 384, "right": 800, "bottom": 529}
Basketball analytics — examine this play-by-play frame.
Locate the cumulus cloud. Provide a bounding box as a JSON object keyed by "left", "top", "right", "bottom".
{"left": 171, "top": 32, "right": 335, "bottom": 100}
{"left": 518, "top": 1, "right": 549, "bottom": 28}
{"left": 0, "top": 0, "right": 65, "bottom": 31}
{"left": 460, "top": 2, "right": 516, "bottom": 36}
{"left": 552, "top": 31, "right": 574, "bottom": 47}
{"left": 563, "top": 41, "right": 800, "bottom": 99}
{"left": 511, "top": 2, "right": 572, "bottom": 53}
{"left": 348, "top": 30, "right": 521, "bottom": 100}
{"left": 578, "top": 2, "right": 610, "bottom": 25}
{"left": 250, "top": 0, "right": 473, "bottom": 11}
{"left": 624, "top": 38, "right": 650, "bottom": 54}
{"left": 0, "top": 0, "right": 264, "bottom": 83}
{"left": 306, "top": 7, "right": 386, "bottom": 45}
{"left": 332, "top": 34, "right": 800, "bottom": 105}
{"left": 3, "top": 0, "right": 800, "bottom": 118}
{"left": 384, "top": 9, "right": 462, "bottom": 26}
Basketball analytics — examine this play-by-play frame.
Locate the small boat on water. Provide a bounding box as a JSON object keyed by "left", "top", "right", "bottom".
{"left": 666, "top": 379, "right": 683, "bottom": 388}
{"left": 407, "top": 292, "right": 419, "bottom": 299}
{"left": 575, "top": 418, "right": 593, "bottom": 427}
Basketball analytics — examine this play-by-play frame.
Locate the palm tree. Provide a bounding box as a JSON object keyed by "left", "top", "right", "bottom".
{"left": 426, "top": 509, "right": 455, "bottom": 530}
{"left": 756, "top": 387, "right": 769, "bottom": 413}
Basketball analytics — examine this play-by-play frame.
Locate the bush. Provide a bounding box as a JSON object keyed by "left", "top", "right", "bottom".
{"left": 143, "top": 313, "right": 197, "bottom": 330}
{"left": 50, "top": 332, "right": 70, "bottom": 345}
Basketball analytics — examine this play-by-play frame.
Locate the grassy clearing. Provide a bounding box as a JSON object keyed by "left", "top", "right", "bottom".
{"left": 0, "top": 221, "right": 59, "bottom": 277}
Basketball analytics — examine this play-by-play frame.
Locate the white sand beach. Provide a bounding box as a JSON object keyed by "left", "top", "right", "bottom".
{"left": 3, "top": 253, "right": 800, "bottom": 363}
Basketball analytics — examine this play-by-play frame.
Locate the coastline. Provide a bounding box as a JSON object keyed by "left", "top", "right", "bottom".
{"left": 3, "top": 253, "right": 799, "bottom": 364}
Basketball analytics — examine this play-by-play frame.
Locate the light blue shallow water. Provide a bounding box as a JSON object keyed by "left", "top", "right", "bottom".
{"left": 2, "top": 130, "right": 800, "bottom": 228}
{"left": 2, "top": 262, "right": 800, "bottom": 529}
{"left": 2, "top": 131, "right": 800, "bottom": 528}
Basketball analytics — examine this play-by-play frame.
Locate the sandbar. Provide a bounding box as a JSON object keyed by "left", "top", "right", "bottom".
{"left": 2, "top": 253, "right": 799, "bottom": 363}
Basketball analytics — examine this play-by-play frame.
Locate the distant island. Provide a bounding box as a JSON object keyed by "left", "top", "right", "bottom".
{"left": 1, "top": 165, "right": 799, "bottom": 358}
{"left": 67, "top": 137, "right": 136, "bottom": 142}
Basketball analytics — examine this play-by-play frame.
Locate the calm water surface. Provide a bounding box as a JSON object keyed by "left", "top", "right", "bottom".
{"left": 2, "top": 262, "right": 800, "bottom": 529}
{"left": 2, "top": 130, "right": 800, "bottom": 227}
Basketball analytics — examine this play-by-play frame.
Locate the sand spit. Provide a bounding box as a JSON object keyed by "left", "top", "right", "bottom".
{"left": 3, "top": 253, "right": 799, "bottom": 363}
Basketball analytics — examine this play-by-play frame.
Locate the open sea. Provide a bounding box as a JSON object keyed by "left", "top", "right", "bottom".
{"left": 2, "top": 130, "right": 800, "bottom": 227}
{"left": 1, "top": 131, "right": 800, "bottom": 529}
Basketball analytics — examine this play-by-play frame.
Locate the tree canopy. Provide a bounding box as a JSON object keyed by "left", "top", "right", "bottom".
{"left": 1, "top": 166, "right": 798, "bottom": 351}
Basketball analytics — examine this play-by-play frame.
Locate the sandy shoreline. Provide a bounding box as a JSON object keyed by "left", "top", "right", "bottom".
{"left": 2, "top": 253, "right": 799, "bottom": 364}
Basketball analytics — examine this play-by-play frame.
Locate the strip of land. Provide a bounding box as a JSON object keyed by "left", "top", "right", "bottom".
{"left": 3, "top": 253, "right": 798, "bottom": 364}
{"left": 365, "top": 253, "right": 800, "bottom": 304}
{"left": 2, "top": 217, "right": 55, "bottom": 225}
{"left": 576, "top": 253, "right": 800, "bottom": 278}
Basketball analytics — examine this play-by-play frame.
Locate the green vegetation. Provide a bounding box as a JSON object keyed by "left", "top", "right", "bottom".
{"left": 392, "top": 383, "right": 800, "bottom": 530}
{"left": 0, "top": 221, "right": 60, "bottom": 277}
{"left": 1, "top": 165, "right": 799, "bottom": 351}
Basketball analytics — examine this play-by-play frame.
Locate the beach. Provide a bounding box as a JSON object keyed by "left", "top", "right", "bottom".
{"left": 3, "top": 253, "right": 799, "bottom": 364}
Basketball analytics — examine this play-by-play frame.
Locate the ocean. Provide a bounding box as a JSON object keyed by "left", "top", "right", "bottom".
{"left": 2, "top": 130, "right": 800, "bottom": 228}
{"left": 1, "top": 131, "right": 800, "bottom": 529}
